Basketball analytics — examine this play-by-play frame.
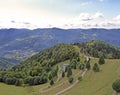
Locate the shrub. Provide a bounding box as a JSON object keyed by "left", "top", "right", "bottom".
{"left": 112, "top": 79, "right": 120, "bottom": 92}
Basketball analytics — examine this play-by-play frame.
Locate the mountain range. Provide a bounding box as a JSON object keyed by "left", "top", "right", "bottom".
{"left": 0, "top": 28, "right": 120, "bottom": 68}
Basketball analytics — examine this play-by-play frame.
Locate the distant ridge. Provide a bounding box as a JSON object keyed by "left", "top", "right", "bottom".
{"left": 0, "top": 28, "right": 120, "bottom": 68}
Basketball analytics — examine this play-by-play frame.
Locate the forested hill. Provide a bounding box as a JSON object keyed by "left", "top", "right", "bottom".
{"left": 75, "top": 40, "right": 120, "bottom": 59}
{"left": 0, "top": 44, "right": 80, "bottom": 86}
{"left": 12, "top": 44, "right": 79, "bottom": 72}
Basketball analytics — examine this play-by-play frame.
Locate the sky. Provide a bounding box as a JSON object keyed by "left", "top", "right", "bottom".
{"left": 0, "top": 0, "right": 120, "bottom": 29}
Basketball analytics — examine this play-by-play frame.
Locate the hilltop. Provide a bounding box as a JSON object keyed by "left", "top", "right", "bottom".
{"left": 75, "top": 40, "right": 120, "bottom": 59}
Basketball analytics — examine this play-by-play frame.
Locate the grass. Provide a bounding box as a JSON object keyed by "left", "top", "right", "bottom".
{"left": 0, "top": 58, "right": 120, "bottom": 95}
{"left": 0, "top": 83, "right": 33, "bottom": 95}
{"left": 62, "top": 58, "right": 120, "bottom": 95}
{"left": 0, "top": 82, "right": 47, "bottom": 95}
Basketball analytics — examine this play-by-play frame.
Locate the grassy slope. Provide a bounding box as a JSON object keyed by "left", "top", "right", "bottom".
{"left": 0, "top": 60, "right": 70, "bottom": 95}
{"left": 62, "top": 58, "right": 120, "bottom": 95}
{"left": 0, "top": 83, "right": 32, "bottom": 95}
{"left": 0, "top": 82, "right": 48, "bottom": 95}
{"left": 0, "top": 58, "right": 120, "bottom": 95}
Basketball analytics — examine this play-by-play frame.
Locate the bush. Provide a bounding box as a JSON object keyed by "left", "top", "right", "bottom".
{"left": 15, "top": 79, "right": 23, "bottom": 86}
{"left": 78, "top": 76, "right": 82, "bottom": 81}
{"left": 5, "top": 77, "right": 16, "bottom": 85}
{"left": 68, "top": 77, "right": 74, "bottom": 84}
{"left": 50, "top": 79, "right": 54, "bottom": 85}
{"left": 112, "top": 79, "right": 120, "bottom": 92}
{"left": 62, "top": 71, "right": 65, "bottom": 77}
{"left": 86, "top": 61, "right": 91, "bottom": 70}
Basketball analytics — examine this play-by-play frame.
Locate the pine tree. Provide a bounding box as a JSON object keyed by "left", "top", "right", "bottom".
{"left": 86, "top": 61, "right": 91, "bottom": 70}
{"left": 99, "top": 56, "right": 105, "bottom": 65}
{"left": 62, "top": 71, "right": 65, "bottom": 77}
{"left": 79, "top": 63, "right": 85, "bottom": 70}
{"left": 93, "top": 63, "right": 100, "bottom": 72}
{"left": 67, "top": 66, "right": 72, "bottom": 77}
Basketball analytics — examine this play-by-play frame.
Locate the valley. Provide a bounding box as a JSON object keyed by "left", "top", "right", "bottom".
{"left": 0, "top": 28, "right": 120, "bottom": 68}
{"left": 1, "top": 0, "right": 120, "bottom": 95}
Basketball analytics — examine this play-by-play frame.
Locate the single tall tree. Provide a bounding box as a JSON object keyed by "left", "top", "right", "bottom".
{"left": 86, "top": 61, "right": 91, "bottom": 70}
{"left": 93, "top": 63, "right": 100, "bottom": 72}
{"left": 67, "top": 66, "right": 72, "bottom": 77}
{"left": 99, "top": 56, "right": 105, "bottom": 65}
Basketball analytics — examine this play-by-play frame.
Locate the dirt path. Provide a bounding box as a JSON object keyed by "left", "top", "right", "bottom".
{"left": 112, "top": 91, "right": 117, "bottom": 95}
{"left": 39, "top": 70, "right": 84, "bottom": 93}
{"left": 53, "top": 69, "right": 87, "bottom": 95}
{"left": 39, "top": 69, "right": 87, "bottom": 94}
{"left": 53, "top": 80, "right": 79, "bottom": 95}
{"left": 40, "top": 71, "right": 84, "bottom": 93}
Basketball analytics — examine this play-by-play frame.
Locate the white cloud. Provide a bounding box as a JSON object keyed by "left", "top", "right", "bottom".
{"left": 0, "top": 12, "right": 120, "bottom": 29}
{"left": 113, "top": 15, "right": 120, "bottom": 20}
{"left": 77, "top": 13, "right": 93, "bottom": 21}
{"left": 93, "top": 12, "right": 104, "bottom": 19}
{"left": 72, "top": 12, "right": 104, "bottom": 22}
{"left": 0, "top": 20, "right": 37, "bottom": 29}
{"left": 61, "top": 13, "right": 120, "bottom": 29}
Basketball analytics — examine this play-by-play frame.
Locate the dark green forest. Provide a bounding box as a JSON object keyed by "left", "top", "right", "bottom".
{"left": 75, "top": 40, "right": 120, "bottom": 59}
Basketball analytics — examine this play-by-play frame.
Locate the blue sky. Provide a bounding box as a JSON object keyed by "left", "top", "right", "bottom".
{"left": 0, "top": 0, "right": 120, "bottom": 29}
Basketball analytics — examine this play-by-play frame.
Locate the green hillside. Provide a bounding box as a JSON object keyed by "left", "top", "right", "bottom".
{"left": 62, "top": 58, "right": 120, "bottom": 95}
{"left": 0, "top": 44, "right": 79, "bottom": 86}
{"left": 75, "top": 40, "right": 120, "bottom": 59}
{"left": 0, "top": 40, "right": 120, "bottom": 95}
{"left": 12, "top": 43, "right": 79, "bottom": 71}
{"left": 0, "top": 58, "right": 120, "bottom": 95}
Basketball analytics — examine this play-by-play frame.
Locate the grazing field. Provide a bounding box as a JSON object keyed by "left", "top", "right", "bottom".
{"left": 0, "top": 82, "right": 47, "bottom": 95}
{"left": 0, "top": 83, "right": 33, "bottom": 95}
{"left": 62, "top": 58, "right": 120, "bottom": 95}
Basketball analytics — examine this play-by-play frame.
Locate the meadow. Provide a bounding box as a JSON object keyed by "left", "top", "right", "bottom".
{"left": 0, "top": 58, "right": 120, "bottom": 95}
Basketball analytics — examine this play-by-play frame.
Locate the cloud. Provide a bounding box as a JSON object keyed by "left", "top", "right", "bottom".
{"left": 77, "top": 13, "right": 93, "bottom": 21}
{"left": 0, "top": 20, "right": 37, "bottom": 29}
{"left": 93, "top": 12, "right": 104, "bottom": 19}
{"left": 113, "top": 15, "right": 120, "bottom": 20}
{"left": 73, "top": 12, "right": 104, "bottom": 21}
{"left": 62, "top": 13, "right": 120, "bottom": 29}
{"left": 0, "top": 12, "right": 120, "bottom": 29}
